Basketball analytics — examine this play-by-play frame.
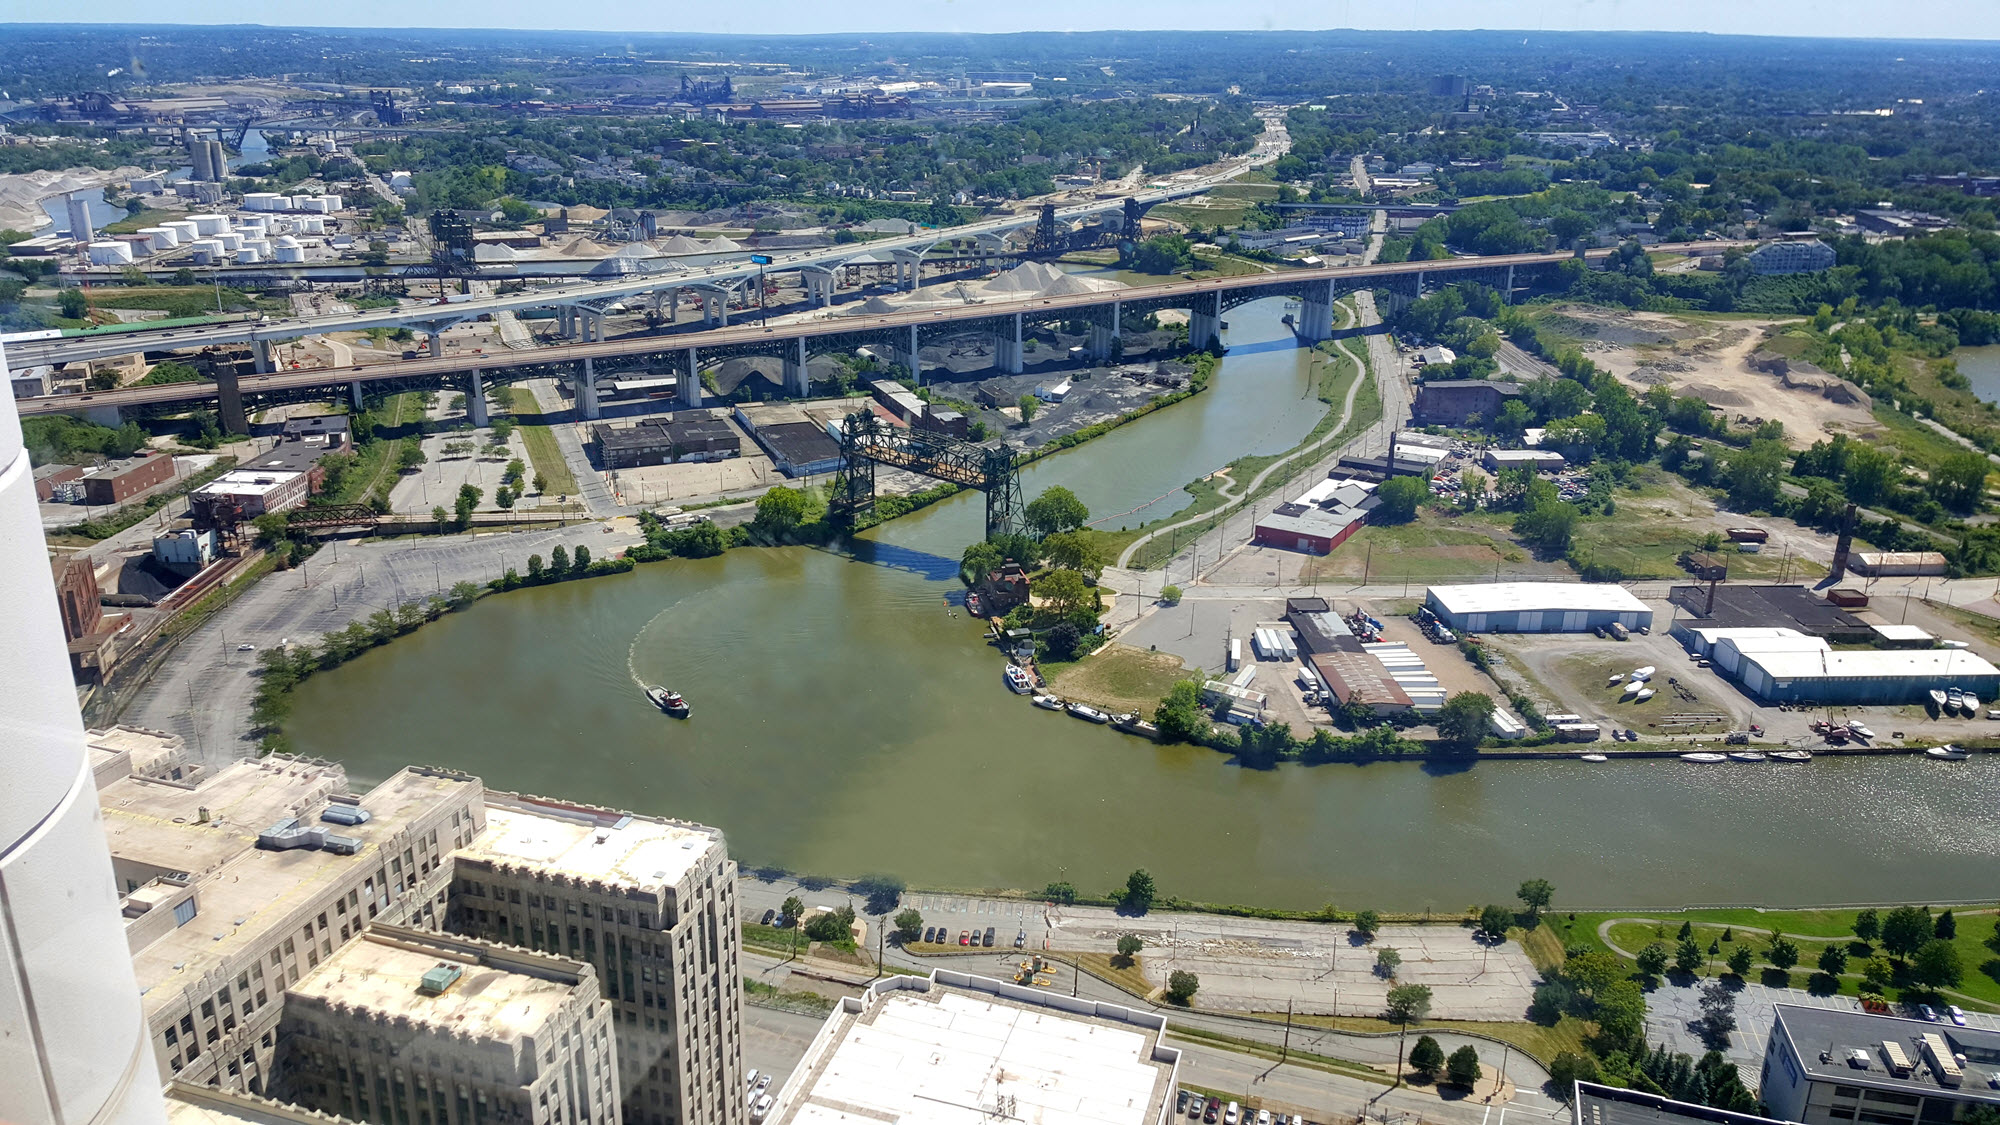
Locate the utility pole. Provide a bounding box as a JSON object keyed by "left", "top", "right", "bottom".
{"left": 1282, "top": 999, "right": 1293, "bottom": 1063}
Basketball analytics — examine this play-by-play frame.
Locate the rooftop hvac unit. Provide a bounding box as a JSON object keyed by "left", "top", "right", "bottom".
{"left": 418, "top": 964, "right": 463, "bottom": 995}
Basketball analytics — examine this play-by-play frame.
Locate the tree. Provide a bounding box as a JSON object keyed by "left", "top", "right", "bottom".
{"left": 1563, "top": 951, "right": 1621, "bottom": 995}
{"left": 572, "top": 544, "right": 591, "bottom": 572}
{"left": 1166, "top": 970, "right": 1200, "bottom": 1004}
{"left": 397, "top": 443, "right": 427, "bottom": 471}
{"left": 495, "top": 486, "right": 515, "bottom": 509}
{"left": 1478, "top": 904, "right": 1514, "bottom": 940}
{"left": 1881, "top": 906, "right": 1934, "bottom": 960}
{"left": 1435, "top": 692, "right": 1497, "bottom": 749}
{"left": 1408, "top": 1035, "right": 1446, "bottom": 1078}
{"left": 550, "top": 545, "right": 569, "bottom": 573}
{"left": 1446, "top": 1045, "right": 1483, "bottom": 1089}
{"left": 1727, "top": 945, "right": 1755, "bottom": 978}
{"left": 1042, "top": 530, "right": 1106, "bottom": 577}
{"left": 1122, "top": 869, "right": 1157, "bottom": 914}
{"left": 504, "top": 457, "right": 526, "bottom": 484}
{"left": 1861, "top": 957, "right": 1895, "bottom": 990}
{"left": 1637, "top": 942, "right": 1670, "bottom": 978}
{"left": 1376, "top": 946, "right": 1403, "bottom": 978}
{"left": 448, "top": 581, "right": 479, "bottom": 608}
{"left": 57, "top": 287, "right": 88, "bottom": 319}
{"left": 1033, "top": 567, "right": 1097, "bottom": 620}
{"left": 1024, "top": 486, "right": 1090, "bottom": 537}
{"left": 1353, "top": 910, "right": 1382, "bottom": 940}
{"left": 1676, "top": 938, "right": 1706, "bottom": 975}
{"left": 1594, "top": 978, "right": 1647, "bottom": 1041}
{"left": 1818, "top": 944, "right": 1849, "bottom": 978}
{"left": 1678, "top": 921, "right": 1694, "bottom": 941}
{"left": 1767, "top": 936, "right": 1800, "bottom": 972}
{"left": 779, "top": 896, "right": 805, "bottom": 926}
{"left": 1854, "top": 909, "right": 1881, "bottom": 944}
{"left": 1385, "top": 982, "right": 1433, "bottom": 1024}
{"left": 1935, "top": 910, "right": 1957, "bottom": 940}
{"left": 454, "top": 483, "right": 482, "bottom": 527}
{"left": 1697, "top": 981, "right": 1738, "bottom": 1044}
{"left": 1514, "top": 498, "right": 1579, "bottom": 553}
{"left": 1929, "top": 451, "right": 1990, "bottom": 514}
{"left": 1517, "top": 878, "right": 1555, "bottom": 917}
{"left": 1912, "top": 939, "right": 1963, "bottom": 988}
{"left": 893, "top": 909, "right": 924, "bottom": 943}
{"left": 960, "top": 539, "right": 1005, "bottom": 585}
{"left": 1018, "top": 393, "right": 1040, "bottom": 423}
{"left": 1548, "top": 1051, "right": 1601, "bottom": 1093}
{"left": 1116, "top": 934, "right": 1144, "bottom": 964}
{"left": 527, "top": 554, "right": 545, "bottom": 581}
{"left": 1723, "top": 439, "right": 1788, "bottom": 511}
{"left": 753, "top": 486, "right": 817, "bottom": 538}
{"left": 533, "top": 472, "right": 548, "bottom": 495}
{"left": 1042, "top": 881, "right": 1077, "bottom": 905}
{"left": 1159, "top": 584, "right": 1183, "bottom": 605}
{"left": 1374, "top": 475, "right": 1426, "bottom": 523}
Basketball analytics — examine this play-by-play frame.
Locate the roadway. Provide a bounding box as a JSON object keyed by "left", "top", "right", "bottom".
{"left": 15, "top": 244, "right": 1737, "bottom": 419}
{"left": 11, "top": 156, "right": 1273, "bottom": 369}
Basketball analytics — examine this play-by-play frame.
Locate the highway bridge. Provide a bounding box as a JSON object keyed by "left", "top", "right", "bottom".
{"left": 13, "top": 244, "right": 1731, "bottom": 429}
{"left": 9, "top": 158, "right": 1272, "bottom": 371}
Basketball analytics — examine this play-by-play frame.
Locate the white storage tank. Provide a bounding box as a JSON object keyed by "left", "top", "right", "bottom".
{"left": 274, "top": 239, "right": 305, "bottom": 263}
{"left": 162, "top": 219, "right": 200, "bottom": 243}
{"left": 235, "top": 247, "right": 261, "bottom": 263}
{"left": 299, "top": 215, "right": 326, "bottom": 234}
{"left": 243, "top": 192, "right": 287, "bottom": 211}
{"left": 189, "top": 213, "right": 229, "bottom": 235}
{"left": 137, "top": 225, "right": 179, "bottom": 248}
{"left": 244, "top": 238, "right": 272, "bottom": 257}
{"left": 87, "top": 240, "right": 134, "bottom": 265}
{"left": 216, "top": 232, "right": 243, "bottom": 252}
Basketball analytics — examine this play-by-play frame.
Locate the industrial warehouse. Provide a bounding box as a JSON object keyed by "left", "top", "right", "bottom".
{"left": 1424, "top": 582, "right": 1654, "bottom": 633}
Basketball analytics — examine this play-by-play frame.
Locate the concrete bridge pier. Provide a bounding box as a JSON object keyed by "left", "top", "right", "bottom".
{"left": 215, "top": 366, "right": 248, "bottom": 434}
{"left": 1297, "top": 279, "right": 1336, "bottom": 342}
{"left": 83, "top": 404, "right": 123, "bottom": 428}
{"left": 1504, "top": 264, "right": 1516, "bottom": 303}
{"left": 1189, "top": 291, "right": 1224, "bottom": 351}
{"left": 556, "top": 306, "right": 576, "bottom": 339}
{"left": 800, "top": 266, "right": 837, "bottom": 307}
{"left": 995, "top": 312, "right": 1024, "bottom": 375}
{"left": 894, "top": 325, "right": 921, "bottom": 383}
{"left": 782, "top": 338, "right": 809, "bottom": 397}
{"left": 466, "top": 369, "right": 489, "bottom": 428}
{"left": 577, "top": 358, "right": 601, "bottom": 421}
{"left": 682, "top": 348, "right": 703, "bottom": 408}
{"left": 426, "top": 328, "right": 446, "bottom": 360}
{"left": 1090, "top": 300, "right": 1122, "bottom": 361}
{"left": 891, "top": 248, "right": 924, "bottom": 291}
{"left": 252, "top": 338, "right": 274, "bottom": 374}
{"left": 699, "top": 291, "right": 728, "bottom": 328}
{"left": 350, "top": 381, "right": 365, "bottom": 411}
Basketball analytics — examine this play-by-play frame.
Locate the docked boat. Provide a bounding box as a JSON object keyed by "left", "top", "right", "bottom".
{"left": 1770, "top": 750, "right": 1814, "bottom": 762}
{"left": 644, "top": 686, "right": 691, "bottom": 717}
{"left": 1003, "top": 664, "right": 1033, "bottom": 694}
{"left": 1947, "top": 688, "right": 1965, "bottom": 715}
{"left": 966, "top": 592, "right": 985, "bottom": 617}
{"left": 1066, "top": 702, "right": 1112, "bottom": 723}
{"left": 1113, "top": 712, "right": 1161, "bottom": 737}
{"left": 1032, "top": 693, "right": 1064, "bottom": 711}
{"left": 1964, "top": 695, "right": 1982, "bottom": 716}
{"left": 1926, "top": 745, "right": 1971, "bottom": 761}
{"left": 1631, "top": 666, "right": 1656, "bottom": 682}
{"left": 1929, "top": 688, "right": 1950, "bottom": 710}
{"left": 1847, "top": 722, "right": 1874, "bottom": 740}
{"left": 1728, "top": 750, "right": 1768, "bottom": 763}
{"left": 1579, "top": 753, "right": 1609, "bottom": 762}
{"left": 1681, "top": 752, "right": 1728, "bottom": 763}
{"left": 1634, "top": 687, "right": 1655, "bottom": 702}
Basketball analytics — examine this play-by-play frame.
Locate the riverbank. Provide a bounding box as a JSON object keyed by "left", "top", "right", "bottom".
{"left": 0, "top": 165, "right": 148, "bottom": 233}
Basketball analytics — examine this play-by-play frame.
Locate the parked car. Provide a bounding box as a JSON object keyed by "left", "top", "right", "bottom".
{"left": 236, "top": 643, "right": 255, "bottom": 651}
{"left": 983, "top": 926, "right": 996, "bottom": 947}
{"left": 756, "top": 1075, "right": 772, "bottom": 1092}
{"left": 1949, "top": 1005, "right": 1968, "bottom": 1026}
{"left": 959, "top": 930, "right": 971, "bottom": 946}
{"left": 1015, "top": 929, "right": 1027, "bottom": 948}
{"left": 1203, "top": 1098, "right": 1220, "bottom": 1123}
{"left": 1225, "top": 1102, "right": 1240, "bottom": 1125}
{"left": 1189, "top": 1095, "right": 1204, "bottom": 1118}
{"left": 760, "top": 909, "right": 775, "bottom": 926}
{"left": 746, "top": 1069, "right": 760, "bottom": 1090}
{"left": 751, "top": 1094, "right": 773, "bottom": 1121}
{"left": 1918, "top": 1004, "right": 1939, "bottom": 1022}
{"left": 1177, "top": 1091, "right": 1192, "bottom": 1114}
{"left": 1257, "top": 1111, "right": 1272, "bottom": 1125}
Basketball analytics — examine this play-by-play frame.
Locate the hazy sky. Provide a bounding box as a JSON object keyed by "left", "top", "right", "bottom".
{"left": 5, "top": 0, "right": 1997, "bottom": 39}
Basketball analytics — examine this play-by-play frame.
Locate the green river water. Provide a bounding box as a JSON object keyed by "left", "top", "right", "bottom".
{"left": 288, "top": 299, "right": 2000, "bottom": 910}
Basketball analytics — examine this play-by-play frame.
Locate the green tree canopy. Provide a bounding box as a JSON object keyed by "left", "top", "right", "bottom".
{"left": 1446, "top": 1045, "right": 1483, "bottom": 1088}
{"left": 1385, "top": 982, "right": 1433, "bottom": 1024}
{"left": 1024, "top": 486, "right": 1090, "bottom": 537}
{"left": 1408, "top": 1035, "right": 1445, "bottom": 1078}
{"left": 1374, "top": 475, "right": 1427, "bottom": 523}
{"left": 1435, "top": 692, "right": 1496, "bottom": 749}
{"left": 1517, "top": 878, "right": 1554, "bottom": 915}
{"left": 1121, "top": 869, "right": 1157, "bottom": 914}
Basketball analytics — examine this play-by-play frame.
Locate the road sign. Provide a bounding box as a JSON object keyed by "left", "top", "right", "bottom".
{"left": 749, "top": 254, "right": 771, "bottom": 265}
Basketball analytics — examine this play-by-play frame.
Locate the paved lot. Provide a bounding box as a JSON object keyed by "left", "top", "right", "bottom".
{"left": 1122, "top": 596, "right": 1287, "bottom": 679}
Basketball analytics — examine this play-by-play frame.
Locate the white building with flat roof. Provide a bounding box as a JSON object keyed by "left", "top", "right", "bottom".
{"left": 1425, "top": 582, "right": 1653, "bottom": 633}
{"left": 770, "top": 970, "right": 1180, "bottom": 1125}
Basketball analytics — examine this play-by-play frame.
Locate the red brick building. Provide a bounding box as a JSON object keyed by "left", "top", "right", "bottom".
{"left": 79, "top": 454, "right": 175, "bottom": 505}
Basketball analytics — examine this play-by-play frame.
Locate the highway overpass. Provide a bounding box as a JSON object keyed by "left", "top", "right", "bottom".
{"left": 11, "top": 159, "right": 1271, "bottom": 371}
{"left": 13, "top": 245, "right": 1730, "bottom": 429}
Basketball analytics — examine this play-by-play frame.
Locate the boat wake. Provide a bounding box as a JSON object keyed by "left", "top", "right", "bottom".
{"left": 624, "top": 605, "right": 677, "bottom": 693}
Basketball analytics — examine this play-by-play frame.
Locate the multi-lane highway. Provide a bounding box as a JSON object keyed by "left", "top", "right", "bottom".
{"left": 10, "top": 158, "right": 1276, "bottom": 370}
{"left": 12, "top": 245, "right": 1734, "bottom": 418}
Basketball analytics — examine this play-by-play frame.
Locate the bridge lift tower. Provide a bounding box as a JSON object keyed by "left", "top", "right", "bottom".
{"left": 832, "top": 411, "right": 1021, "bottom": 540}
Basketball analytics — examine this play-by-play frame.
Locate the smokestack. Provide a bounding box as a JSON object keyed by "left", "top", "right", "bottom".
{"left": 1705, "top": 576, "right": 1718, "bottom": 616}
{"left": 1388, "top": 429, "right": 1399, "bottom": 475}
{"left": 1830, "top": 503, "right": 1856, "bottom": 583}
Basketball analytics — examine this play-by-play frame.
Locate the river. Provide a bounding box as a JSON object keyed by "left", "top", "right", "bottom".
{"left": 286, "top": 297, "right": 2000, "bottom": 910}
{"left": 1956, "top": 344, "right": 2000, "bottom": 404}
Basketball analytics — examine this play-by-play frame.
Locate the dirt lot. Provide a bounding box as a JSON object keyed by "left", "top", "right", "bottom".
{"left": 1534, "top": 305, "right": 1877, "bottom": 448}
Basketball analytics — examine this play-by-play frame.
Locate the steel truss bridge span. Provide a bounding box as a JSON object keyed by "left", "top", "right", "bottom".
{"left": 833, "top": 410, "right": 1020, "bottom": 540}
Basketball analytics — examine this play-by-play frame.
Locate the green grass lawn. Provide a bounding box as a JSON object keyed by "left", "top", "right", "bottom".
{"left": 504, "top": 387, "right": 579, "bottom": 497}
{"left": 1285, "top": 1012, "right": 1593, "bottom": 1065}
{"left": 327, "top": 392, "right": 422, "bottom": 506}
{"left": 1046, "top": 643, "right": 1191, "bottom": 713}
{"left": 1545, "top": 908, "right": 2000, "bottom": 1011}
{"left": 1310, "top": 518, "right": 1517, "bottom": 581}
{"left": 102, "top": 207, "right": 182, "bottom": 235}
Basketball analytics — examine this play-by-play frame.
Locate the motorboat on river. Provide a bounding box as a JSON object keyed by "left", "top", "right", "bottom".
{"left": 1927, "top": 745, "right": 1971, "bottom": 761}
{"left": 1032, "top": 693, "right": 1064, "bottom": 711}
{"left": 1680, "top": 752, "right": 1728, "bottom": 763}
{"left": 645, "top": 686, "right": 691, "bottom": 717}
{"left": 1066, "top": 702, "right": 1111, "bottom": 723}
{"left": 1770, "top": 750, "right": 1814, "bottom": 763}
{"left": 1004, "top": 664, "right": 1033, "bottom": 694}
{"left": 1727, "top": 750, "right": 1768, "bottom": 763}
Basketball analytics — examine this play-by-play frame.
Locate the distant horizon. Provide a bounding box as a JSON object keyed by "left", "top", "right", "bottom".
{"left": 0, "top": 3, "right": 1996, "bottom": 42}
